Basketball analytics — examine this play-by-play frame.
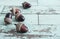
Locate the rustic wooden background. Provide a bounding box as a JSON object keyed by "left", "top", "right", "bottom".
{"left": 0, "top": 0, "right": 60, "bottom": 39}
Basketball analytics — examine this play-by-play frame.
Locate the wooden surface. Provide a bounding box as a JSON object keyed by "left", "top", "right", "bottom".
{"left": 0, "top": 0, "right": 60, "bottom": 39}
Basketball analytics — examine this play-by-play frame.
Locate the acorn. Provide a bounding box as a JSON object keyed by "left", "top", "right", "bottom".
{"left": 15, "top": 22, "right": 28, "bottom": 33}
{"left": 4, "top": 13, "right": 12, "bottom": 24}
{"left": 22, "top": 2, "right": 31, "bottom": 9}
{"left": 15, "top": 13, "right": 25, "bottom": 22}
{"left": 10, "top": 8, "right": 20, "bottom": 15}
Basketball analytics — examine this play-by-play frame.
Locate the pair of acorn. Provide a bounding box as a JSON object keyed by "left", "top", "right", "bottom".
{"left": 4, "top": 3, "right": 30, "bottom": 33}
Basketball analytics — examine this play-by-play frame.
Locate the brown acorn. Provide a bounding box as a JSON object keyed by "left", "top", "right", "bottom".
{"left": 10, "top": 8, "right": 20, "bottom": 15}
{"left": 4, "top": 13, "right": 12, "bottom": 24}
{"left": 22, "top": 2, "right": 31, "bottom": 9}
{"left": 15, "top": 22, "right": 28, "bottom": 33}
{"left": 15, "top": 13, "right": 25, "bottom": 22}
